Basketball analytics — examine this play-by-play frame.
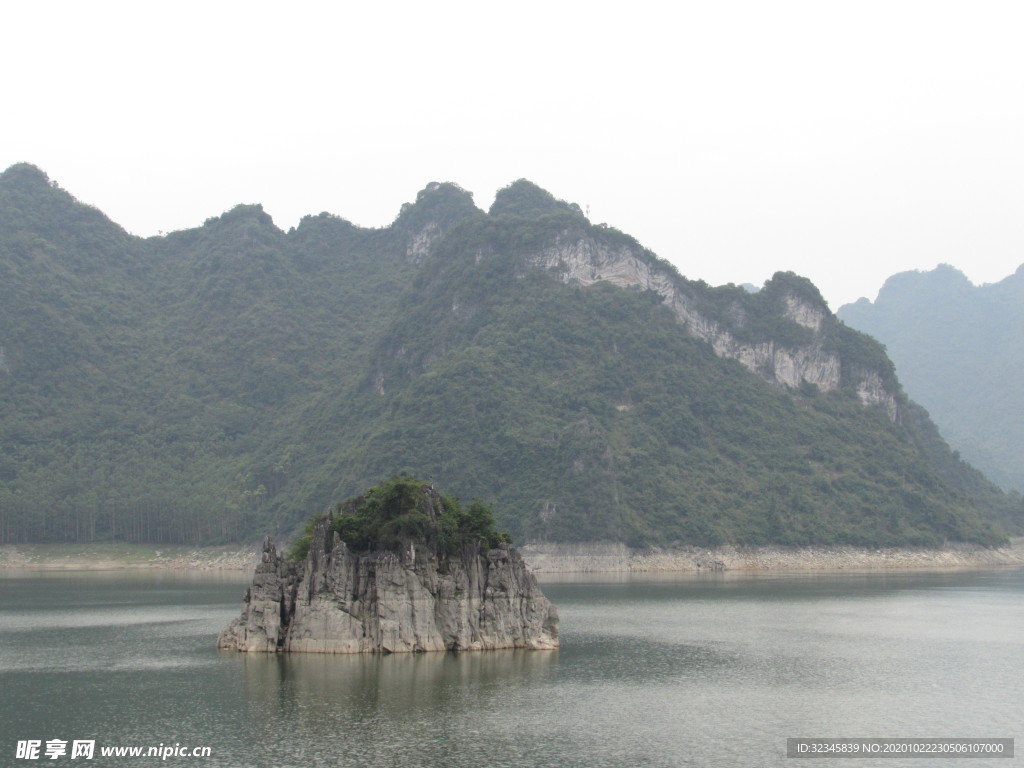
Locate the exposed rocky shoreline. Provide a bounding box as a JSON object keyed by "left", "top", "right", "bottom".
{"left": 3, "top": 539, "right": 1023, "bottom": 574}
{"left": 0, "top": 544, "right": 259, "bottom": 571}
{"left": 519, "top": 539, "right": 1024, "bottom": 572}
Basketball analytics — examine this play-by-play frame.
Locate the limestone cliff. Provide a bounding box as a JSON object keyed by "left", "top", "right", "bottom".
{"left": 218, "top": 515, "right": 559, "bottom": 654}
{"left": 525, "top": 231, "right": 900, "bottom": 420}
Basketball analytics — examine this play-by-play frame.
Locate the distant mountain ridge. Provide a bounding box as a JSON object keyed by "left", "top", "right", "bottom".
{"left": 1, "top": 163, "right": 1018, "bottom": 547}
{"left": 839, "top": 264, "right": 1024, "bottom": 493}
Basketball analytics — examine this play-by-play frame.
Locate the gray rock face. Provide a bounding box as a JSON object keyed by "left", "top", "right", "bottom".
{"left": 218, "top": 528, "right": 559, "bottom": 654}
{"left": 524, "top": 233, "right": 901, "bottom": 419}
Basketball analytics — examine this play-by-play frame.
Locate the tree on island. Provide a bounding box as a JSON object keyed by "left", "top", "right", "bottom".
{"left": 288, "top": 475, "right": 511, "bottom": 561}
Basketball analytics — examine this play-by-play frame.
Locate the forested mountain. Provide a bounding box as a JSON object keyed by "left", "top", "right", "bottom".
{"left": 1, "top": 163, "right": 1018, "bottom": 547}
{"left": 840, "top": 264, "right": 1024, "bottom": 493}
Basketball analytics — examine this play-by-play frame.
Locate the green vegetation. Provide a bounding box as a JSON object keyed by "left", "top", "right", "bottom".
{"left": 0, "top": 164, "right": 433, "bottom": 545}
{"left": 287, "top": 476, "right": 510, "bottom": 560}
{"left": 1, "top": 162, "right": 1018, "bottom": 549}
{"left": 489, "top": 179, "right": 586, "bottom": 219}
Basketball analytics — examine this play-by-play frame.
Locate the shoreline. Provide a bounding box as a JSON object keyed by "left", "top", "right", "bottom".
{"left": 0, "top": 544, "right": 259, "bottom": 571}
{"left": 2, "top": 539, "right": 1024, "bottom": 574}
{"left": 519, "top": 539, "right": 1024, "bottom": 573}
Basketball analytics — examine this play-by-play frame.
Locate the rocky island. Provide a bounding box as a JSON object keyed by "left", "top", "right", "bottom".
{"left": 218, "top": 477, "right": 558, "bottom": 653}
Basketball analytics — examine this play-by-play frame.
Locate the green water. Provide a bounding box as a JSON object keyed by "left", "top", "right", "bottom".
{"left": 1, "top": 569, "right": 1021, "bottom": 767}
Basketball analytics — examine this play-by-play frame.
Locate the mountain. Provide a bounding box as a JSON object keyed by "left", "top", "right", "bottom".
{"left": 839, "top": 264, "right": 1024, "bottom": 494}
{"left": 1, "top": 165, "right": 1018, "bottom": 548}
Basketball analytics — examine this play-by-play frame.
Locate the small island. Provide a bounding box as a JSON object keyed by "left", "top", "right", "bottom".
{"left": 218, "top": 476, "right": 559, "bottom": 653}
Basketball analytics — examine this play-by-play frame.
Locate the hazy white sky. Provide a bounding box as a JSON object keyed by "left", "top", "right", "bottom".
{"left": 3, "top": 0, "right": 1022, "bottom": 308}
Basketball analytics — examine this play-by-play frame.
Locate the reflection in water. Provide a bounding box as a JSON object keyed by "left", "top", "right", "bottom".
{"left": 221, "top": 649, "right": 564, "bottom": 768}
{"left": 239, "top": 648, "right": 558, "bottom": 717}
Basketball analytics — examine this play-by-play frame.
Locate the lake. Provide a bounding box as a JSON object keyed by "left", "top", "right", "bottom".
{"left": 1, "top": 568, "right": 1021, "bottom": 767}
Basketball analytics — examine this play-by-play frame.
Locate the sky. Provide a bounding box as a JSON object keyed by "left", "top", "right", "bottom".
{"left": 3, "top": 0, "right": 1023, "bottom": 309}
